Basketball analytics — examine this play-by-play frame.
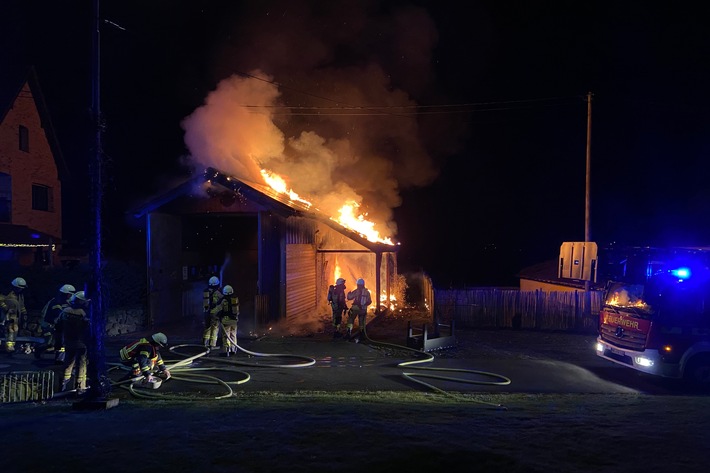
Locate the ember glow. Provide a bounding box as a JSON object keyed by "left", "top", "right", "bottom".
{"left": 260, "top": 169, "right": 395, "bottom": 245}
{"left": 380, "top": 291, "right": 397, "bottom": 311}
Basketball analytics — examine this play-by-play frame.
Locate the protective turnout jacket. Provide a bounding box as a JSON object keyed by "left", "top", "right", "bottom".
{"left": 328, "top": 284, "right": 347, "bottom": 310}
{"left": 54, "top": 306, "right": 90, "bottom": 349}
{"left": 120, "top": 338, "right": 166, "bottom": 376}
{"left": 203, "top": 287, "right": 223, "bottom": 316}
{"left": 222, "top": 294, "right": 239, "bottom": 321}
{"left": 347, "top": 287, "right": 372, "bottom": 311}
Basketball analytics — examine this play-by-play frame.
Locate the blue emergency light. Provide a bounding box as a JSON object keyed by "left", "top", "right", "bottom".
{"left": 670, "top": 267, "right": 691, "bottom": 280}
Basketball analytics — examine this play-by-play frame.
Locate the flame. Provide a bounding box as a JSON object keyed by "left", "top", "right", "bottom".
{"left": 260, "top": 169, "right": 394, "bottom": 245}
{"left": 260, "top": 169, "right": 312, "bottom": 208}
{"left": 333, "top": 257, "right": 343, "bottom": 282}
{"left": 334, "top": 201, "right": 394, "bottom": 245}
{"left": 380, "top": 291, "right": 397, "bottom": 311}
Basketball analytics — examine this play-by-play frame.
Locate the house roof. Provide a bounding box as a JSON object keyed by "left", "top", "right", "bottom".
{"left": 0, "top": 65, "right": 70, "bottom": 181}
{"left": 132, "top": 167, "right": 398, "bottom": 253}
{"left": 517, "top": 258, "right": 601, "bottom": 290}
{"left": 0, "top": 223, "right": 55, "bottom": 247}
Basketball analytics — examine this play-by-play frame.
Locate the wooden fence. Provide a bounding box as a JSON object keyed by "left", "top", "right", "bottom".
{"left": 434, "top": 288, "right": 603, "bottom": 333}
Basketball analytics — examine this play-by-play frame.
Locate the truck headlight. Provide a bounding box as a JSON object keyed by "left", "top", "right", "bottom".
{"left": 595, "top": 342, "right": 604, "bottom": 352}
{"left": 635, "top": 356, "right": 654, "bottom": 367}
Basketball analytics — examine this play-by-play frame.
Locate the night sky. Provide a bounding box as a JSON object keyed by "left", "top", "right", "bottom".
{"left": 2, "top": 1, "right": 709, "bottom": 287}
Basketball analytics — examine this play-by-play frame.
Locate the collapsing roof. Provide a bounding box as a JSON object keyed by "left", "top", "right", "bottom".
{"left": 133, "top": 167, "right": 399, "bottom": 254}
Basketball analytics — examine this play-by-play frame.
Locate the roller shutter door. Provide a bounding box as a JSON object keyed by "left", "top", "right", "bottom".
{"left": 286, "top": 244, "right": 316, "bottom": 322}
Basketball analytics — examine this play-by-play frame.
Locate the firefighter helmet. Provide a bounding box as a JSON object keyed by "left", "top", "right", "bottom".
{"left": 336, "top": 278, "right": 346, "bottom": 285}
{"left": 151, "top": 332, "right": 168, "bottom": 347}
{"left": 356, "top": 278, "right": 365, "bottom": 286}
{"left": 208, "top": 276, "right": 220, "bottom": 287}
{"left": 11, "top": 277, "right": 27, "bottom": 289}
{"left": 222, "top": 285, "right": 234, "bottom": 295}
{"left": 70, "top": 291, "right": 90, "bottom": 304}
{"left": 59, "top": 284, "right": 76, "bottom": 294}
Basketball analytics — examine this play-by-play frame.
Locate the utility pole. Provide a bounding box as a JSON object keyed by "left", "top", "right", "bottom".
{"left": 76, "top": 0, "right": 118, "bottom": 410}
{"left": 583, "top": 92, "right": 593, "bottom": 321}
{"left": 585, "top": 91, "right": 592, "bottom": 246}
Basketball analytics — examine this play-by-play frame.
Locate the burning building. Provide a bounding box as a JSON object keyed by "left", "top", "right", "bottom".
{"left": 132, "top": 167, "right": 401, "bottom": 334}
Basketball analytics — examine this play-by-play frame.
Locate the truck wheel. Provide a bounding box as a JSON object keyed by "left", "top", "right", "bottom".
{"left": 684, "top": 356, "right": 710, "bottom": 390}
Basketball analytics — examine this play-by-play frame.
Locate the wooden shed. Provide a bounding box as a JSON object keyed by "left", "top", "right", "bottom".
{"left": 132, "top": 167, "right": 400, "bottom": 333}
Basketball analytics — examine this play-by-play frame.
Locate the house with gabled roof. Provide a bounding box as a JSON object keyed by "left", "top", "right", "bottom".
{"left": 0, "top": 66, "right": 69, "bottom": 266}
{"left": 132, "top": 167, "right": 401, "bottom": 332}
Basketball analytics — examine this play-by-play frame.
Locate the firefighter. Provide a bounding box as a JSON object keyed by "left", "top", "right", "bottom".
{"left": 202, "top": 276, "right": 224, "bottom": 350}
{"left": 220, "top": 285, "right": 239, "bottom": 357}
{"left": 55, "top": 291, "right": 91, "bottom": 393}
{"left": 119, "top": 332, "right": 170, "bottom": 383}
{"left": 327, "top": 278, "right": 348, "bottom": 338}
{"left": 346, "top": 278, "right": 372, "bottom": 341}
{"left": 35, "top": 284, "right": 76, "bottom": 361}
{"left": 0, "top": 277, "right": 28, "bottom": 353}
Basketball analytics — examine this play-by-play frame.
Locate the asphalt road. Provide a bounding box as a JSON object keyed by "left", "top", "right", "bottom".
{"left": 2, "top": 327, "right": 697, "bottom": 398}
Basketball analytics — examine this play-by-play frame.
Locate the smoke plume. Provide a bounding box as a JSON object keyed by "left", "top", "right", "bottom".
{"left": 181, "top": 0, "right": 446, "bottom": 240}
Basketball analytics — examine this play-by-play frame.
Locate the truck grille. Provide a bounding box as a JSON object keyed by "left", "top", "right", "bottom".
{"left": 600, "top": 323, "right": 648, "bottom": 350}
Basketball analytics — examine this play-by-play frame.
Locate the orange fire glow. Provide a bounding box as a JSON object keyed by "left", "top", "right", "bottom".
{"left": 607, "top": 292, "right": 650, "bottom": 310}
{"left": 380, "top": 291, "right": 397, "bottom": 311}
{"left": 260, "top": 169, "right": 313, "bottom": 208}
{"left": 260, "top": 168, "right": 394, "bottom": 245}
{"left": 335, "top": 202, "right": 394, "bottom": 245}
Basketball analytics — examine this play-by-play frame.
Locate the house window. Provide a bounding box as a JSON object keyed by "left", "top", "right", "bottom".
{"left": 0, "top": 173, "right": 11, "bottom": 222}
{"left": 32, "top": 184, "right": 52, "bottom": 211}
{"left": 19, "top": 125, "right": 29, "bottom": 152}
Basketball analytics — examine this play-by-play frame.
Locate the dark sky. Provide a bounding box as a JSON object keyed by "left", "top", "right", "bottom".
{"left": 2, "top": 1, "right": 710, "bottom": 286}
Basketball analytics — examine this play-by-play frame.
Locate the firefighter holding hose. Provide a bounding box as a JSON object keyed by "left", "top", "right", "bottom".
{"left": 202, "top": 276, "right": 224, "bottom": 350}
{"left": 346, "top": 278, "right": 372, "bottom": 342}
{"left": 119, "top": 332, "right": 170, "bottom": 383}
{"left": 220, "top": 284, "right": 239, "bottom": 356}
{"left": 327, "top": 278, "right": 348, "bottom": 338}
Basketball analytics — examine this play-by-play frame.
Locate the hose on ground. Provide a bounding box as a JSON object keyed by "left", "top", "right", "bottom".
{"left": 107, "top": 327, "right": 316, "bottom": 400}
{"left": 359, "top": 326, "right": 511, "bottom": 410}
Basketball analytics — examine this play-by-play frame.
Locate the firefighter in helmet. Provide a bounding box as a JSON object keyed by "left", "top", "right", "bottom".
{"left": 346, "top": 278, "right": 372, "bottom": 341}
{"left": 220, "top": 285, "right": 240, "bottom": 356}
{"left": 327, "top": 278, "right": 348, "bottom": 338}
{"left": 202, "top": 276, "right": 224, "bottom": 350}
{"left": 55, "top": 291, "right": 91, "bottom": 393}
{"left": 119, "top": 332, "right": 170, "bottom": 383}
{"left": 35, "top": 283, "right": 76, "bottom": 361}
{"left": 0, "top": 277, "right": 28, "bottom": 353}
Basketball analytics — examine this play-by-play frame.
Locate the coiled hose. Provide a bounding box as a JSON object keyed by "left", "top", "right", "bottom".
{"left": 359, "top": 326, "right": 511, "bottom": 410}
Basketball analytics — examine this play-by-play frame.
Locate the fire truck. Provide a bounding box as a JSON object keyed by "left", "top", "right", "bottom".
{"left": 595, "top": 247, "right": 710, "bottom": 389}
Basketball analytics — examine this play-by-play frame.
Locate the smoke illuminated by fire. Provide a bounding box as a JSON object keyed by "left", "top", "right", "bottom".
{"left": 180, "top": 3, "right": 451, "bottom": 249}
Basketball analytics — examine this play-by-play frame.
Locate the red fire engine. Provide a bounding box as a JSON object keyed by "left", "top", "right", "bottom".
{"left": 595, "top": 247, "right": 710, "bottom": 389}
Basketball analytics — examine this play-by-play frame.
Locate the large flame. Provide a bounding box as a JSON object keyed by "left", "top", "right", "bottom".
{"left": 260, "top": 168, "right": 394, "bottom": 245}
{"left": 260, "top": 169, "right": 313, "bottom": 208}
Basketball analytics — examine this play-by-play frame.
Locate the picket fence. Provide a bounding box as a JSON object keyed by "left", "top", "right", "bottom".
{"left": 434, "top": 288, "right": 603, "bottom": 333}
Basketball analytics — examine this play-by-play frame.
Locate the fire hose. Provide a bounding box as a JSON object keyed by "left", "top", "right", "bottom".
{"left": 358, "top": 327, "right": 512, "bottom": 410}
{"left": 108, "top": 322, "right": 316, "bottom": 400}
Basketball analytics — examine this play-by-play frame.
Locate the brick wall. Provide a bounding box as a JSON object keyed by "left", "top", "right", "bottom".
{"left": 0, "top": 82, "right": 62, "bottom": 240}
